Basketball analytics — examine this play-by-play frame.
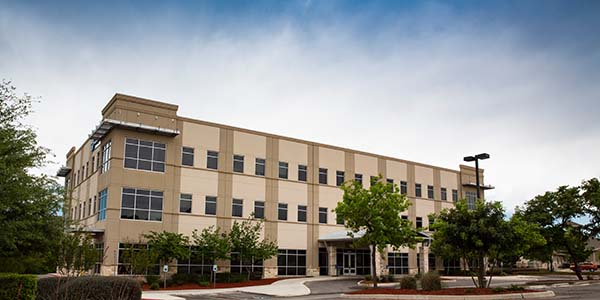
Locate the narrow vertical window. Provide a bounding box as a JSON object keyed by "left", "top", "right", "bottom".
{"left": 101, "top": 140, "right": 111, "bottom": 173}
{"left": 182, "top": 147, "right": 194, "bottom": 166}
{"left": 232, "top": 198, "right": 243, "bottom": 217}
{"left": 427, "top": 185, "right": 434, "bottom": 199}
{"left": 428, "top": 217, "right": 436, "bottom": 231}
{"left": 278, "top": 162, "right": 288, "bottom": 179}
{"left": 336, "top": 171, "right": 345, "bottom": 186}
{"left": 180, "top": 193, "right": 192, "bottom": 213}
{"left": 97, "top": 189, "right": 108, "bottom": 221}
{"left": 233, "top": 155, "right": 244, "bottom": 173}
{"left": 441, "top": 188, "right": 447, "bottom": 201}
{"left": 318, "top": 207, "right": 328, "bottom": 224}
{"left": 254, "top": 201, "right": 265, "bottom": 219}
{"left": 205, "top": 196, "right": 217, "bottom": 215}
{"left": 278, "top": 203, "right": 288, "bottom": 221}
{"left": 415, "top": 183, "right": 422, "bottom": 197}
{"left": 319, "top": 168, "right": 328, "bottom": 184}
{"left": 207, "top": 151, "right": 219, "bottom": 170}
{"left": 297, "top": 205, "right": 307, "bottom": 222}
{"left": 452, "top": 189, "right": 458, "bottom": 202}
{"left": 255, "top": 158, "right": 265, "bottom": 176}
{"left": 387, "top": 178, "right": 393, "bottom": 184}
{"left": 298, "top": 165, "right": 307, "bottom": 182}
{"left": 400, "top": 181, "right": 407, "bottom": 195}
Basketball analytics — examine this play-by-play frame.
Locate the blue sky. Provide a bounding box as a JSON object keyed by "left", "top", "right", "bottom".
{"left": 1, "top": 0, "right": 599, "bottom": 214}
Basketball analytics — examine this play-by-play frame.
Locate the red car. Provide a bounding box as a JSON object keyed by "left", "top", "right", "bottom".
{"left": 570, "top": 262, "right": 598, "bottom": 271}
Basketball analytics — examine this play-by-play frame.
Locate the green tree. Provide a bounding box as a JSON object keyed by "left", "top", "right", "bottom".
{"left": 120, "top": 241, "right": 158, "bottom": 275}
{"left": 431, "top": 200, "right": 543, "bottom": 288}
{"left": 334, "top": 175, "right": 420, "bottom": 288}
{"left": 144, "top": 231, "right": 191, "bottom": 287}
{"left": 229, "top": 218, "right": 278, "bottom": 280}
{"left": 582, "top": 178, "right": 600, "bottom": 238}
{"left": 516, "top": 185, "right": 592, "bottom": 280}
{"left": 192, "top": 226, "right": 230, "bottom": 282}
{"left": 56, "top": 230, "right": 99, "bottom": 276}
{"left": 0, "top": 80, "right": 64, "bottom": 273}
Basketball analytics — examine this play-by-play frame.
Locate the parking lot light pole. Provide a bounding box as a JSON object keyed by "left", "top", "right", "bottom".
{"left": 463, "top": 153, "right": 490, "bottom": 200}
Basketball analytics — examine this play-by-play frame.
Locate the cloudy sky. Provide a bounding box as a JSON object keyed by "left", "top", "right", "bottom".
{"left": 2, "top": 0, "right": 599, "bottom": 214}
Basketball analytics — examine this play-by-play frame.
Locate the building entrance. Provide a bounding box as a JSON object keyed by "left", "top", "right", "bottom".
{"left": 343, "top": 252, "right": 356, "bottom": 275}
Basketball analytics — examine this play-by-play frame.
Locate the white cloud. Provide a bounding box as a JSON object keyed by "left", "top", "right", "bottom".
{"left": 1, "top": 3, "right": 599, "bottom": 213}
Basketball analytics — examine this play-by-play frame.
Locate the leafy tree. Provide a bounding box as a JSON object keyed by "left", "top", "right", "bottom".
{"left": 192, "top": 226, "right": 230, "bottom": 282}
{"left": 0, "top": 80, "right": 64, "bottom": 273}
{"left": 56, "top": 231, "right": 100, "bottom": 276}
{"left": 144, "top": 231, "right": 191, "bottom": 287}
{"left": 335, "top": 175, "right": 420, "bottom": 288}
{"left": 582, "top": 178, "right": 600, "bottom": 238}
{"left": 120, "top": 241, "right": 158, "bottom": 275}
{"left": 516, "top": 185, "right": 592, "bottom": 280}
{"left": 229, "top": 218, "right": 278, "bottom": 280}
{"left": 431, "top": 200, "right": 543, "bottom": 288}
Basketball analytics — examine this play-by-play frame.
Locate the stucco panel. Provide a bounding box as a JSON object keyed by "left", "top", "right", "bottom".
{"left": 386, "top": 160, "right": 408, "bottom": 182}
{"left": 415, "top": 166, "right": 434, "bottom": 186}
{"left": 277, "top": 223, "right": 307, "bottom": 249}
{"left": 182, "top": 122, "right": 220, "bottom": 167}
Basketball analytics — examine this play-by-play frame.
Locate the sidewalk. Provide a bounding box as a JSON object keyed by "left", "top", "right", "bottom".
{"left": 142, "top": 276, "right": 354, "bottom": 300}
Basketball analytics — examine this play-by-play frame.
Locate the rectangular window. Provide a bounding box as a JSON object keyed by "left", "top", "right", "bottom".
{"left": 120, "top": 188, "right": 163, "bottom": 221}
{"left": 277, "top": 249, "right": 306, "bottom": 276}
{"left": 278, "top": 203, "right": 288, "bottom": 221}
{"left": 232, "top": 199, "right": 243, "bottom": 217}
{"left": 101, "top": 140, "right": 112, "bottom": 173}
{"left": 205, "top": 196, "right": 217, "bottom": 215}
{"left": 233, "top": 155, "right": 244, "bottom": 173}
{"left": 87, "top": 198, "right": 91, "bottom": 217}
{"left": 254, "top": 201, "right": 265, "bottom": 219}
{"left": 97, "top": 189, "right": 108, "bottom": 221}
{"left": 452, "top": 189, "right": 458, "bottom": 202}
{"left": 85, "top": 162, "right": 89, "bottom": 178}
{"left": 428, "top": 217, "right": 435, "bottom": 231}
{"left": 416, "top": 217, "right": 423, "bottom": 229}
{"left": 427, "top": 185, "right": 434, "bottom": 199}
{"left": 298, "top": 165, "right": 307, "bottom": 182}
{"left": 466, "top": 191, "right": 477, "bottom": 210}
{"left": 124, "top": 138, "right": 165, "bottom": 172}
{"left": 96, "top": 155, "right": 101, "bottom": 173}
{"left": 319, "top": 168, "right": 328, "bottom": 184}
{"left": 255, "top": 158, "right": 265, "bottom": 176}
{"left": 182, "top": 147, "right": 194, "bottom": 166}
{"left": 93, "top": 195, "right": 97, "bottom": 214}
{"left": 180, "top": 193, "right": 192, "bottom": 213}
{"left": 297, "top": 205, "right": 307, "bottom": 222}
{"left": 401, "top": 215, "right": 408, "bottom": 221}
{"left": 91, "top": 156, "right": 95, "bottom": 172}
{"left": 387, "top": 252, "right": 409, "bottom": 275}
{"left": 279, "top": 162, "right": 288, "bottom": 179}
{"left": 319, "top": 207, "right": 328, "bottom": 224}
{"left": 415, "top": 183, "right": 422, "bottom": 197}
{"left": 336, "top": 171, "right": 345, "bottom": 186}
{"left": 207, "top": 151, "right": 218, "bottom": 170}
{"left": 441, "top": 188, "right": 447, "bottom": 201}
{"left": 400, "top": 181, "right": 407, "bottom": 195}
{"left": 387, "top": 178, "right": 393, "bottom": 185}
{"left": 355, "top": 173, "right": 363, "bottom": 186}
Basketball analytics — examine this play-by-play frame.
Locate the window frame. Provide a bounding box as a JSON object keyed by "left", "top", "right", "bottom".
{"left": 441, "top": 187, "right": 447, "bottom": 201}
{"left": 179, "top": 193, "right": 192, "bottom": 213}
{"left": 255, "top": 158, "right": 265, "bottom": 176}
{"left": 120, "top": 188, "right": 163, "bottom": 222}
{"left": 254, "top": 201, "right": 265, "bottom": 219}
{"left": 278, "top": 162, "right": 288, "bottom": 179}
{"left": 123, "top": 138, "right": 166, "bottom": 173}
{"left": 427, "top": 185, "right": 434, "bottom": 199}
{"left": 278, "top": 203, "right": 288, "bottom": 221}
{"left": 181, "top": 147, "right": 194, "bottom": 166}
{"left": 232, "top": 198, "right": 243, "bottom": 217}
{"left": 298, "top": 165, "right": 307, "bottom": 182}
{"left": 318, "top": 168, "right": 328, "bottom": 185}
{"left": 205, "top": 196, "right": 217, "bottom": 215}
{"left": 233, "top": 155, "right": 244, "bottom": 173}
{"left": 415, "top": 183, "right": 422, "bottom": 197}
{"left": 297, "top": 205, "right": 307, "bottom": 222}
{"left": 207, "top": 151, "right": 219, "bottom": 170}
{"left": 336, "top": 171, "right": 345, "bottom": 186}
{"left": 318, "top": 207, "right": 328, "bottom": 224}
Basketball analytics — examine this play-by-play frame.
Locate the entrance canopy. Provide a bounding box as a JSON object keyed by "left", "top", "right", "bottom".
{"left": 318, "top": 229, "right": 433, "bottom": 243}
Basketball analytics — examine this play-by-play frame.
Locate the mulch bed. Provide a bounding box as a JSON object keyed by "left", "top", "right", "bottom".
{"left": 349, "top": 288, "right": 541, "bottom": 295}
{"left": 142, "top": 278, "right": 283, "bottom": 291}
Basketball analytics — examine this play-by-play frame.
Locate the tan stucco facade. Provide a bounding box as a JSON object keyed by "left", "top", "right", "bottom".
{"left": 63, "top": 93, "right": 487, "bottom": 277}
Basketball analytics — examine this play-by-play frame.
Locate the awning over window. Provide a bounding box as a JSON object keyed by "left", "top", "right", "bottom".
{"left": 89, "top": 118, "right": 180, "bottom": 141}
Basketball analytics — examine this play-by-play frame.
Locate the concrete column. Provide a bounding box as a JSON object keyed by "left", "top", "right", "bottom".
{"left": 328, "top": 245, "right": 337, "bottom": 276}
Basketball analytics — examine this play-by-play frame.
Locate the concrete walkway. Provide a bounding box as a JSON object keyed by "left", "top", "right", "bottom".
{"left": 142, "top": 276, "right": 357, "bottom": 300}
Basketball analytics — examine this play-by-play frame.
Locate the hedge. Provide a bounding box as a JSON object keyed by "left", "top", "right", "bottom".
{"left": 37, "top": 276, "right": 141, "bottom": 300}
{"left": 0, "top": 273, "right": 37, "bottom": 300}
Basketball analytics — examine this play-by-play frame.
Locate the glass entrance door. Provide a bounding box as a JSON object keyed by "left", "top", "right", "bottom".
{"left": 343, "top": 252, "right": 356, "bottom": 275}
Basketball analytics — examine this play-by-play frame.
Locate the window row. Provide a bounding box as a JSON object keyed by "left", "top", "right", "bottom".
{"left": 177, "top": 195, "right": 337, "bottom": 224}
{"left": 71, "top": 140, "right": 111, "bottom": 189}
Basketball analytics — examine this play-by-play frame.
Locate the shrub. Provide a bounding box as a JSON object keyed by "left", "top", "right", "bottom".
{"left": 420, "top": 271, "right": 442, "bottom": 291}
{"left": 0, "top": 273, "right": 37, "bottom": 300}
{"left": 37, "top": 276, "right": 141, "bottom": 300}
{"left": 378, "top": 275, "right": 388, "bottom": 283}
{"left": 198, "top": 281, "right": 209, "bottom": 287}
{"left": 364, "top": 275, "right": 372, "bottom": 282}
{"left": 36, "top": 277, "right": 71, "bottom": 300}
{"left": 170, "top": 273, "right": 196, "bottom": 285}
{"left": 465, "top": 288, "right": 474, "bottom": 293}
{"left": 492, "top": 287, "right": 505, "bottom": 293}
{"left": 400, "top": 276, "right": 417, "bottom": 289}
{"left": 149, "top": 282, "right": 160, "bottom": 290}
{"left": 229, "top": 273, "right": 246, "bottom": 283}
{"left": 386, "top": 274, "right": 395, "bottom": 282}
{"left": 507, "top": 284, "right": 524, "bottom": 291}
{"left": 145, "top": 275, "right": 160, "bottom": 286}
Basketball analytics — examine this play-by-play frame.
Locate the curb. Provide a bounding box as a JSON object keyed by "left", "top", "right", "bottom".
{"left": 342, "top": 290, "right": 555, "bottom": 299}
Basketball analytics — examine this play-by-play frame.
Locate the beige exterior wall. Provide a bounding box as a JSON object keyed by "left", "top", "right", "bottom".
{"left": 62, "top": 93, "right": 488, "bottom": 277}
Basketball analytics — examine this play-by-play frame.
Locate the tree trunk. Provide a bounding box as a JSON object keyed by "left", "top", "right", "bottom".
{"left": 477, "top": 255, "right": 486, "bottom": 288}
{"left": 371, "top": 244, "right": 378, "bottom": 288}
{"left": 573, "top": 262, "right": 584, "bottom": 280}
